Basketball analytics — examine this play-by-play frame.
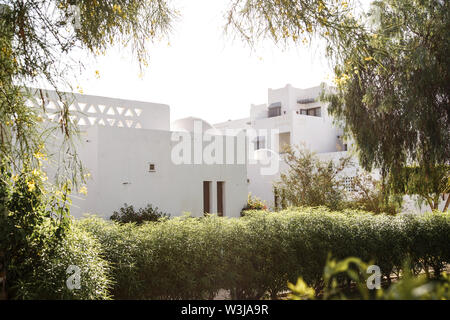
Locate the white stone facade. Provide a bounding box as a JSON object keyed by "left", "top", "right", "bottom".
{"left": 29, "top": 89, "right": 248, "bottom": 218}
{"left": 214, "top": 83, "right": 347, "bottom": 207}
{"left": 213, "top": 84, "right": 446, "bottom": 213}
{"left": 30, "top": 84, "right": 445, "bottom": 218}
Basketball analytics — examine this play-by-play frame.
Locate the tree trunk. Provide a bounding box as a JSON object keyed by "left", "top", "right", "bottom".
{"left": 425, "top": 197, "right": 434, "bottom": 212}
{"left": 441, "top": 194, "right": 450, "bottom": 212}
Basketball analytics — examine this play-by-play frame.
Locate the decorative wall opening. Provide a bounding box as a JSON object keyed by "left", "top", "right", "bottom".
{"left": 27, "top": 90, "right": 146, "bottom": 129}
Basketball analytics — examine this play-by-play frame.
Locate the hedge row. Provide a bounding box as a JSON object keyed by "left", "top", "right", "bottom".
{"left": 78, "top": 208, "right": 450, "bottom": 299}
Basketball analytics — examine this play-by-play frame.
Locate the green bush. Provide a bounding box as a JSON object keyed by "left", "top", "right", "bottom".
{"left": 14, "top": 223, "right": 112, "bottom": 300}
{"left": 77, "top": 216, "right": 142, "bottom": 299}
{"left": 110, "top": 203, "right": 170, "bottom": 224}
{"left": 80, "top": 215, "right": 229, "bottom": 299}
{"left": 78, "top": 209, "right": 450, "bottom": 299}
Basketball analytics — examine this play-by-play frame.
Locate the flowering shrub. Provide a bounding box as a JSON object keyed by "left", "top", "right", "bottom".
{"left": 0, "top": 162, "right": 111, "bottom": 300}
{"left": 240, "top": 194, "right": 268, "bottom": 216}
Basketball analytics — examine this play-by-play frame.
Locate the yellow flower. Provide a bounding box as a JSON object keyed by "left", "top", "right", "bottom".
{"left": 113, "top": 4, "right": 122, "bottom": 14}
{"left": 364, "top": 56, "right": 374, "bottom": 61}
{"left": 79, "top": 186, "right": 88, "bottom": 195}
{"left": 27, "top": 180, "right": 36, "bottom": 192}
{"left": 34, "top": 151, "right": 48, "bottom": 161}
{"left": 95, "top": 70, "right": 100, "bottom": 79}
{"left": 318, "top": 2, "right": 325, "bottom": 12}
{"left": 333, "top": 73, "right": 351, "bottom": 86}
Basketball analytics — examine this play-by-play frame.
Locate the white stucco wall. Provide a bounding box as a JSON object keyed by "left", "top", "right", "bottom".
{"left": 291, "top": 113, "right": 341, "bottom": 153}
{"left": 30, "top": 89, "right": 247, "bottom": 219}
{"left": 247, "top": 160, "right": 289, "bottom": 208}
{"left": 71, "top": 126, "right": 248, "bottom": 218}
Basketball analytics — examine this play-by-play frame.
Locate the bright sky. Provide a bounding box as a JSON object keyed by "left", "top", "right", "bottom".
{"left": 72, "top": 0, "right": 337, "bottom": 125}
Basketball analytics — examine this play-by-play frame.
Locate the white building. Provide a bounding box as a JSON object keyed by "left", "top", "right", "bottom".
{"left": 215, "top": 83, "right": 346, "bottom": 154}
{"left": 30, "top": 89, "right": 248, "bottom": 219}
{"left": 30, "top": 84, "right": 444, "bottom": 217}
{"left": 214, "top": 83, "right": 348, "bottom": 207}
{"left": 215, "top": 84, "right": 447, "bottom": 213}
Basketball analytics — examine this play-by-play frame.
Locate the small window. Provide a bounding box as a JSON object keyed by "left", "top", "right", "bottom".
{"left": 306, "top": 107, "right": 321, "bottom": 117}
{"left": 268, "top": 106, "right": 281, "bottom": 118}
{"left": 149, "top": 163, "right": 156, "bottom": 172}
